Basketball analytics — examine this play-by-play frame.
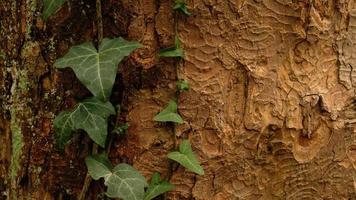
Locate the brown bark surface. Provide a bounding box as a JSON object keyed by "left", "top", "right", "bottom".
{"left": 0, "top": 0, "right": 355, "bottom": 199}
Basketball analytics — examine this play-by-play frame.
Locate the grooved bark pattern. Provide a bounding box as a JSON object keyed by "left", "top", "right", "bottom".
{"left": 0, "top": 0, "right": 355, "bottom": 199}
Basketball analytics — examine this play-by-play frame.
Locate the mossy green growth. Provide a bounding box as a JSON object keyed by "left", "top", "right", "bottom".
{"left": 0, "top": 51, "right": 5, "bottom": 59}
{"left": 9, "top": 108, "right": 24, "bottom": 181}
{"left": 18, "top": 70, "right": 29, "bottom": 92}
{"left": 9, "top": 69, "right": 29, "bottom": 197}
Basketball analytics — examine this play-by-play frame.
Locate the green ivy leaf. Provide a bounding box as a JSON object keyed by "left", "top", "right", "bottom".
{"left": 159, "top": 48, "right": 184, "bottom": 58}
{"left": 42, "top": 0, "right": 66, "bottom": 20}
{"left": 173, "top": 0, "right": 191, "bottom": 16}
{"left": 167, "top": 140, "right": 204, "bottom": 175}
{"left": 151, "top": 172, "right": 161, "bottom": 184}
{"left": 54, "top": 38, "right": 142, "bottom": 101}
{"left": 54, "top": 97, "right": 115, "bottom": 148}
{"left": 144, "top": 173, "right": 175, "bottom": 200}
{"left": 177, "top": 80, "right": 190, "bottom": 91}
{"left": 53, "top": 111, "right": 75, "bottom": 149}
{"left": 153, "top": 100, "right": 184, "bottom": 124}
{"left": 159, "top": 36, "right": 184, "bottom": 58}
{"left": 86, "top": 155, "right": 148, "bottom": 200}
{"left": 112, "top": 123, "right": 129, "bottom": 135}
{"left": 106, "top": 165, "right": 148, "bottom": 200}
{"left": 85, "top": 154, "right": 113, "bottom": 180}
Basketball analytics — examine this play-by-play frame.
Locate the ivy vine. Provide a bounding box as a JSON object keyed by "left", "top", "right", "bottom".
{"left": 45, "top": 0, "right": 203, "bottom": 199}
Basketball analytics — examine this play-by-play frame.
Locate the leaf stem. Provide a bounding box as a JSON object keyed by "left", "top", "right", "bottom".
{"left": 79, "top": 0, "right": 103, "bottom": 198}
{"left": 106, "top": 113, "right": 121, "bottom": 153}
{"left": 174, "top": 11, "right": 181, "bottom": 82}
{"left": 78, "top": 144, "right": 98, "bottom": 200}
{"left": 96, "top": 0, "right": 103, "bottom": 45}
{"left": 165, "top": 8, "right": 181, "bottom": 200}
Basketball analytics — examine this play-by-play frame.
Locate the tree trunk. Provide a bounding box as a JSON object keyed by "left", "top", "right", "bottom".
{"left": 0, "top": 0, "right": 355, "bottom": 199}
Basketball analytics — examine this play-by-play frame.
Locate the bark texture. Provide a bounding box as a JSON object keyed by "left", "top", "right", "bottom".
{"left": 0, "top": 0, "right": 355, "bottom": 199}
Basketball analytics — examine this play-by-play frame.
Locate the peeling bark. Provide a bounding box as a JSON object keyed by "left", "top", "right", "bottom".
{"left": 0, "top": 0, "right": 355, "bottom": 199}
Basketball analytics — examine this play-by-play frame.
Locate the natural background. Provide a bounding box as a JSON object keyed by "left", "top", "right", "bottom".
{"left": 0, "top": 0, "right": 355, "bottom": 199}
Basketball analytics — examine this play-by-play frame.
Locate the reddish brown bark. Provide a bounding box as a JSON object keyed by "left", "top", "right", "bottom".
{"left": 0, "top": 0, "right": 355, "bottom": 199}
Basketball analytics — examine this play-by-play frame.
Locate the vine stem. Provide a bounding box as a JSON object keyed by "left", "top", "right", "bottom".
{"left": 96, "top": 0, "right": 103, "bottom": 45}
{"left": 165, "top": 9, "right": 181, "bottom": 200}
{"left": 78, "top": 0, "right": 103, "bottom": 199}
{"left": 174, "top": 11, "right": 182, "bottom": 82}
{"left": 78, "top": 144, "right": 98, "bottom": 200}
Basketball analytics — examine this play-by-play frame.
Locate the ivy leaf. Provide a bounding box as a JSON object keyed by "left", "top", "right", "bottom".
{"left": 159, "top": 36, "right": 184, "bottom": 58}
{"left": 42, "top": 0, "right": 66, "bottom": 20}
{"left": 153, "top": 100, "right": 184, "bottom": 124}
{"left": 159, "top": 48, "right": 184, "bottom": 58}
{"left": 112, "top": 123, "right": 129, "bottom": 135}
{"left": 150, "top": 172, "right": 161, "bottom": 184}
{"left": 167, "top": 140, "right": 204, "bottom": 175}
{"left": 77, "top": 97, "right": 116, "bottom": 119}
{"left": 85, "top": 155, "right": 148, "bottom": 200}
{"left": 53, "top": 111, "right": 75, "bottom": 149}
{"left": 54, "top": 38, "right": 142, "bottom": 101}
{"left": 54, "top": 97, "right": 115, "bottom": 148}
{"left": 105, "top": 164, "right": 148, "bottom": 200}
{"left": 173, "top": 0, "right": 191, "bottom": 16}
{"left": 85, "top": 154, "right": 113, "bottom": 180}
{"left": 144, "top": 173, "right": 175, "bottom": 200}
{"left": 177, "top": 80, "right": 190, "bottom": 91}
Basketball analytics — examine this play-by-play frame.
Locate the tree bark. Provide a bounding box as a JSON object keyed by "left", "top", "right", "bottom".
{"left": 0, "top": 0, "right": 355, "bottom": 199}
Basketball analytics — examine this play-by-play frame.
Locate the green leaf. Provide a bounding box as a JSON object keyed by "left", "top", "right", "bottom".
{"left": 85, "top": 155, "right": 148, "bottom": 200}
{"left": 153, "top": 100, "right": 184, "bottom": 124}
{"left": 144, "top": 173, "right": 175, "bottom": 200}
{"left": 159, "top": 36, "right": 184, "bottom": 58}
{"left": 53, "top": 111, "right": 75, "bottom": 149}
{"left": 78, "top": 97, "right": 116, "bottom": 119}
{"left": 55, "top": 38, "right": 142, "bottom": 101}
{"left": 42, "top": 0, "right": 66, "bottom": 20}
{"left": 159, "top": 48, "right": 184, "bottom": 58}
{"left": 150, "top": 172, "right": 161, "bottom": 184}
{"left": 105, "top": 164, "right": 148, "bottom": 200}
{"left": 112, "top": 123, "right": 129, "bottom": 135}
{"left": 177, "top": 80, "right": 189, "bottom": 91}
{"left": 167, "top": 140, "right": 204, "bottom": 175}
{"left": 173, "top": 0, "right": 191, "bottom": 16}
{"left": 85, "top": 154, "right": 113, "bottom": 180}
{"left": 54, "top": 97, "right": 115, "bottom": 148}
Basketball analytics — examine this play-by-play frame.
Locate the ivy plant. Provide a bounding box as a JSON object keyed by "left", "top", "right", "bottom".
{"left": 54, "top": 38, "right": 142, "bottom": 101}
{"left": 153, "top": 100, "right": 184, "bottom": 124}
{"left": 144, "top": 173, "right": 175, "bottom": 200}
{"left": 53, "top": 37, "right": 144, "bottom": 198}
{"left": 42, "top": 0, "right": 66, "bottom": 20}
{"left": 177, "top": 80, "right": 190, "bottom": 92}
{"left": 168, "top": 140, "right": 204, "bottom": 175}
{"left": 173, "top": 0, "right": 191, "bottom": 16}
{"left": 48, "top": 0, "right": 202, "bottom": 198}
{"left": 86, "top": 154, "right": 148, "bottom": 200}
{"left": 159, "top": 36, "right": 184, "bottom": 58}
{"left": 54, "top": 97, "right": 115, "bottom": 148}
{"left": 54, "top": 37, "right": 140, "bottom": 147}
